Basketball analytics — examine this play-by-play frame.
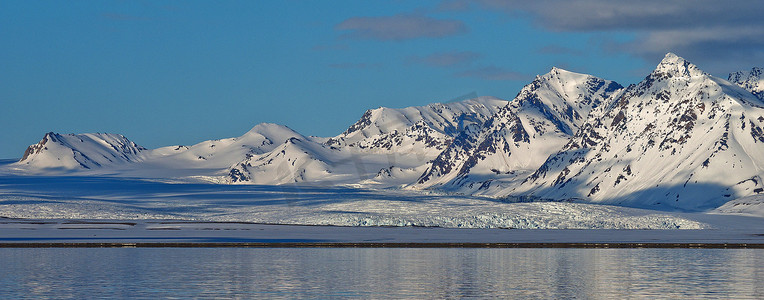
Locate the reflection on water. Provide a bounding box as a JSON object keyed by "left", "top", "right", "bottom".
{"left": 0, "top": 248, "right": 761, "bottom": 298}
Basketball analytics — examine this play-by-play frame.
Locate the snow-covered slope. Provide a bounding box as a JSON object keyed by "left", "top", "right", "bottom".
{"left": 225, "top": 133, "right": 440, "bottom": 186}
{"left": 729, "top": 67, "right": 764, "bottom": 101}
{"left": 226, "top": 136, "right": 335, "bottom": 184}
{"left": 713, "top": 194, "right": 764, "bottom": 217}
{"left": 414, "top": 68, "right": 622, "bottom": 191}
{"left": 326, "top": 97, "right": 507, "bottom": 155}
{"left": 144, "top": 123, "right": 301, "bottom": 170}
{"left": 224, "top": 140, "right": 438, "bottom": 186}
{"left": 15, "top": 132, "right": 147, "bottom": 170}
{"left": 512, "top": 53, "right": 764, "bottom": 211}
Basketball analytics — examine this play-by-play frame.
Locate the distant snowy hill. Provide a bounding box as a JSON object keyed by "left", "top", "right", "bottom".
{"left": 414, "top": 68, "right": 622, "bottom": 191}
{"left": 6, "top": 53, "right": 764, "bottom": 213}
{"left": 729, "top": 67, "right": 764, "bottom": 101}
{"left": 512, "top": 53, "right": 764, "bottom": 210}
{"left": 16, "top": 132, "right": 147, "bottom": 169}
{"left": 226, "top": 98, "right": 507, "bottom": 185}
{"left": 11, "top": 123, "right": 303, "bottom": 178}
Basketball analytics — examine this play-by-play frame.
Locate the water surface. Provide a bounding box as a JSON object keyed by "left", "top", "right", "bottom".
{"left": 0, "top": 248, "right": 761, "bottom": 298}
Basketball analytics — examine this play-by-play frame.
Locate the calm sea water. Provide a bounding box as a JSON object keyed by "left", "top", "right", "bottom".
{"left": 0, "top": 248, "right": 761, "bottom": 299}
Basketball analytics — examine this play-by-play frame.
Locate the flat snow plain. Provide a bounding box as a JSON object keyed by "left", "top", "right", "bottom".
{"left": 0, "top": 175, "right": 725, "bottom": 229}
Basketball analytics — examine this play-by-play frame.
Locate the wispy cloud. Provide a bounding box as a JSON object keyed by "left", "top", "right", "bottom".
{"left": 407, "top": 51, "right": 481, "bottom": 67}
{"left": 456, "top": 66, "right": 526, "bottom": 81}
{"left": 614, "top": 26, "right": 764, "bottom": 71}
{"left": 466, "top": 0, "right": 764, "bottom": 72}
{"left": 474, "top": 0, "right": 761, "bottom": 31}
{"left": 335, "top": 13, "right": 467, "bottom": 41}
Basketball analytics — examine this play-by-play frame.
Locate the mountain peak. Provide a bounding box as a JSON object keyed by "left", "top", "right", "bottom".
{"left": 244, "top": 122, "right": 300, "bottom": 139}
{"left": 546, "top": 66, "right": 576, "bottom": 77}
{"left": 662, "top": 52, "right": 681, "bottom": 62}
{"left": 652, "top": 53, "right": 705, "bottom": 78}
{"left": 247, "top": 122, "right": 289, "bottom": 133}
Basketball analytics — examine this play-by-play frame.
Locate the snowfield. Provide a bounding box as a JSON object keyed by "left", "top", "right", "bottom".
{"left": 0, "top": 175, "right": 740, "bottom": 230}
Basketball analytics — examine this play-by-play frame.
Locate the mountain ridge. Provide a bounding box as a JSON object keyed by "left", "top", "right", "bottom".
{"left": 6, "top": 53, "right": 764, "bottom": 212}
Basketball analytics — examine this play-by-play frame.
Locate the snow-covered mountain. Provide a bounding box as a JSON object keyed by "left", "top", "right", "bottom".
{"left": 512, "top": 53, "right": 764, "bottom": 210}
{"left": 414, "top": 68, "right": 622, "bottom": 191}
{"left": 729, "top": 67, "right": 764, "bottom": 101}
{"left": 6, "top": 53, "right": 764, "bottom": 213}
{"left": 16, "top": 132, "right": 147, "bottom": 169}
{"left": 7, "top": 98, "right": 508, "bottom": 185}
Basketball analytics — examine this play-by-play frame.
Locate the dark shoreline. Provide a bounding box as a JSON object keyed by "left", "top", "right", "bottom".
{"left": 2, "top": 242, "right": 763, "bottom": 248}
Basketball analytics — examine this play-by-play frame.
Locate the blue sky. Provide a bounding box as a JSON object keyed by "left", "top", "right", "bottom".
{"left": 2, "top": 1, "right": 763, "bottom": 158}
